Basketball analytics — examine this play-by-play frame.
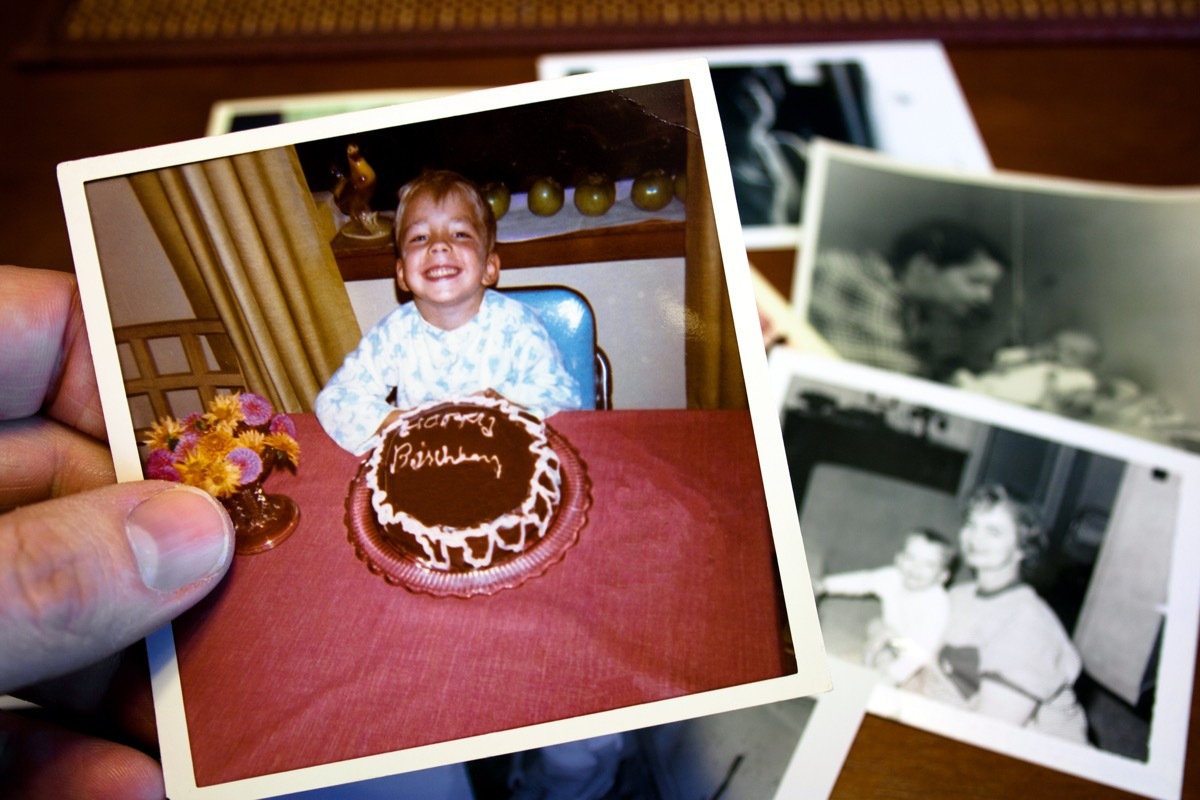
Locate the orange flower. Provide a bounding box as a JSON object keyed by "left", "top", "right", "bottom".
{"left": 265, "top": 432, "right": 300, "bottom": 466}
{"left": 175, "top": 450, "right": 243, "bottom": 498}
{"left": 195, "top": 428, "right": 236, "bottom": 461}
{"left": 236, "top": 429, "right": 267, "bottom": 454}
{"left": 204, "top": 393, "right": 244, "bottom": 433}
{"left": 144, "top": 417, "right": 185, "bottom": 451}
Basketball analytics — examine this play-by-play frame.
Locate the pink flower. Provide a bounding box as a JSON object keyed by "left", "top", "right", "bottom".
{"left": 239, "top": 392, "right": 274, "bottom": 427}
{"left": 269, "top": 414, "right": 297, "bottom": 438}
{"left": 174, "top": 429, "right": 201, "bottom": 456}
{"left": 147, "top": 447, "right": 175, "bottom": 467}
{"left": 146, "top": 449, "right": 182, "bottom": 482}
{"left": 226, "top": 447, "right": 264, "bottom": 485}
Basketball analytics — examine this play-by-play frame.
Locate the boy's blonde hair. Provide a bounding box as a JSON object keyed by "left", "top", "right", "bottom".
{"left": 394, "top": 170, "right": 497, "bottom": 253}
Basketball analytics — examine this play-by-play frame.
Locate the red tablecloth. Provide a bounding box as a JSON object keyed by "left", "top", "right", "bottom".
{"left": 173, "top": 409, "right": 790, "bottom": 786}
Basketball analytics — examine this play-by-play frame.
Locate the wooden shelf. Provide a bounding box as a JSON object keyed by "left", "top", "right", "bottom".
{"left": 332, "top": 217, "right": 686, "bottom": 281}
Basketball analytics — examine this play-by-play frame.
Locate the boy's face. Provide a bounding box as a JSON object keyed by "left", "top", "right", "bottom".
{"left": 396, "top": 189, "right": 500, "bottom": 330}
{"left": 894, "top": 534, "right": 950, "bottom": 591}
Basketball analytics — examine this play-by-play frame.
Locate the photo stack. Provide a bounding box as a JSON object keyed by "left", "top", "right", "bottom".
{"left": 61, "top": 59, "right": 837, "bottom": 800}
{"left": 57, "top": 42, "right": 1200, "bottom": 800}
{"left": 772, "top": 140, "right": 1200, "bottom": 799}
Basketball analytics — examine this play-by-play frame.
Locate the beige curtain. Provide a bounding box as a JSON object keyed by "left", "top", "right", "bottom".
{"left": 684, "top": 86, "right": 747, "bottom": 410}
{"left": 130, "top": 146, "right": 361, "bottom": 413}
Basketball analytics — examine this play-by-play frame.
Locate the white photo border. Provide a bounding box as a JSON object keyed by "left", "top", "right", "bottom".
{"left": 773, "top": 659, "right": 878, "bottom": 800}
{"left": 59, "top": 61, "right": 829, "bottom": 799}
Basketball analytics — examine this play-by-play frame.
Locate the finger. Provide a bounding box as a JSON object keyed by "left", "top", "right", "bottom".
{"left": 0, "top": 417, "right": 116, "bottom": 511}
{"left": 100, "top": 645, "right": 159, "bottom": 753}
{"left": 0, "top": 708, "right": 164, "bottom": 800}
{"left": 0, "top": 481, "right": 234, "bottom": 694}
{"left": 0, "top": 265, "right": 106, "bottom": 441}
{"left": 10, "top": 654, "right": 122, "bottom": 718}
{"left": 10, "top": 647, "right": 160, "bottom": 782}
{"left": 15, "top": 647, "right": 159, "bottom": 754}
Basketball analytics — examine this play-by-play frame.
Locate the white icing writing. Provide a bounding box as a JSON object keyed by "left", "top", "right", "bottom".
{"left": 416, "top": 410, "right": 496, "bottom": 437}
{"left": 389, "top": 442, "right": 503, "bottom": 479}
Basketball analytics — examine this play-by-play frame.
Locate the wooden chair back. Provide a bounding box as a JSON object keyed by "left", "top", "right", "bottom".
{"left": 112, "top": 318, "right": 245, "bottom": 439}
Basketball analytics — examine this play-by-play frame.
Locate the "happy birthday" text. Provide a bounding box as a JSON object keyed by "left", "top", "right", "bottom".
{"left": 387, "top": 442, "right": 503, "bottom": 479}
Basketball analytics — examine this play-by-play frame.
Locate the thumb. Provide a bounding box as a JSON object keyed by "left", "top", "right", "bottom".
{"left": 0, "top": 481, "right": 234, "bottom": 694}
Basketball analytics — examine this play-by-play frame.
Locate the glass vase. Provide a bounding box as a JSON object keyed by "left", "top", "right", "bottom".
{"left": 220, "top": 475, "right": 300, "bottom": 556}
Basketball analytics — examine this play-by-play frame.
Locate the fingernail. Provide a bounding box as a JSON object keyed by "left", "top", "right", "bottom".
{"left": 125, "top": 486, "right": 234, "bottom": 592}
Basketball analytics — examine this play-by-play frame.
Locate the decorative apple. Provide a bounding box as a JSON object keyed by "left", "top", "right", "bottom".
{"left": 674, "top": 171, "right": 687, "bottom": 202}
{"left": 573, "top": 173, "right": 616, "bottom": 216}
{"left": 482, "top": 182, "right": 510, "bottom": 220}
{"left": 527, "top": 176, "right": 564, "bottom": 217}
{"left": 631, "top": 169, "right": 675, "bottom": 212}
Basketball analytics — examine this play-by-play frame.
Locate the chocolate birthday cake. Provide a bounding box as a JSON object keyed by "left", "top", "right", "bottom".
{"left": 364, "top": 395, "right": 563, "bottom": 572}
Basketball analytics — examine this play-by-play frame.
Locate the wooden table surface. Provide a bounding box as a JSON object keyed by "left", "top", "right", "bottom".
{"left": 3, "top": 5, "right": 1198, "bottom": 796}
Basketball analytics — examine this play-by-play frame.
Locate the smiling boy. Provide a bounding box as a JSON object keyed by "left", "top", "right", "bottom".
{"left": 316, "top": 170, "right": 581, "bottom": 455}
{"left": 817, "top": 528, "right": 956, "bottom": 686}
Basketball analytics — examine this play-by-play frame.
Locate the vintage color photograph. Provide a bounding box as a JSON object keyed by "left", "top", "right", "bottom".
{"left": 260, "top": 658, "right": 875, "bottom": 800}
{"left": 59, "top": 62, "right": 827, "bottom": 799}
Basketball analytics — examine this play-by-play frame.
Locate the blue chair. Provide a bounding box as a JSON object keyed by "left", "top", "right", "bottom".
{"left": 504, "top": 286, "right": 611, "bottom": 410}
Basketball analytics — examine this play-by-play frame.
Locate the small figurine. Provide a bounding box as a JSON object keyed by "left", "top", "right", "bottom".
{"left": 332, "top": 143, "right": 389, "bottom": 240}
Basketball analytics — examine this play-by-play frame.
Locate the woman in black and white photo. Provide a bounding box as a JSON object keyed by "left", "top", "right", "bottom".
{"left": 914, "top": 484, "right": 1090, "bottom": 743}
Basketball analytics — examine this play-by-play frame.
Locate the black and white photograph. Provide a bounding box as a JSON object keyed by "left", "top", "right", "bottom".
{"left": 768, "top": 350, "right": 1200, "bottom": 799}
{"left": 538, "top": 41, "right": 991, "bottom": 248}
{"left": 58, "top": 62, "right": 828, "bottom": 800}
{"left": 793, "top": 140, "right": 1200, "bottom": 453}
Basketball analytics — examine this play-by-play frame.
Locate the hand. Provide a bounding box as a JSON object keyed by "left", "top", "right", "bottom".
{"left": 374, "top": 407, "right": 403, "bottom": 436}
{"left": 372, "top": 388, "right": 512, "bottom": 436}
{"left": 0, "top": 265, "right": 235, "bottom": 799}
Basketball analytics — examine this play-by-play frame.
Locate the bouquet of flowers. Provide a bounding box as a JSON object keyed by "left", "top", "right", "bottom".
{"left": 142, "top": 392, "right": 301, "bottom": 499}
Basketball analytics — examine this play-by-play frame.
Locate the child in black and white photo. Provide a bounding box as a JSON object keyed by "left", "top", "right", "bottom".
{"left": 952, "top": 329, "right": 1103, "bottom": 418}
{"left": 816, "top": 528, "right": 956, "bottom": 687}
